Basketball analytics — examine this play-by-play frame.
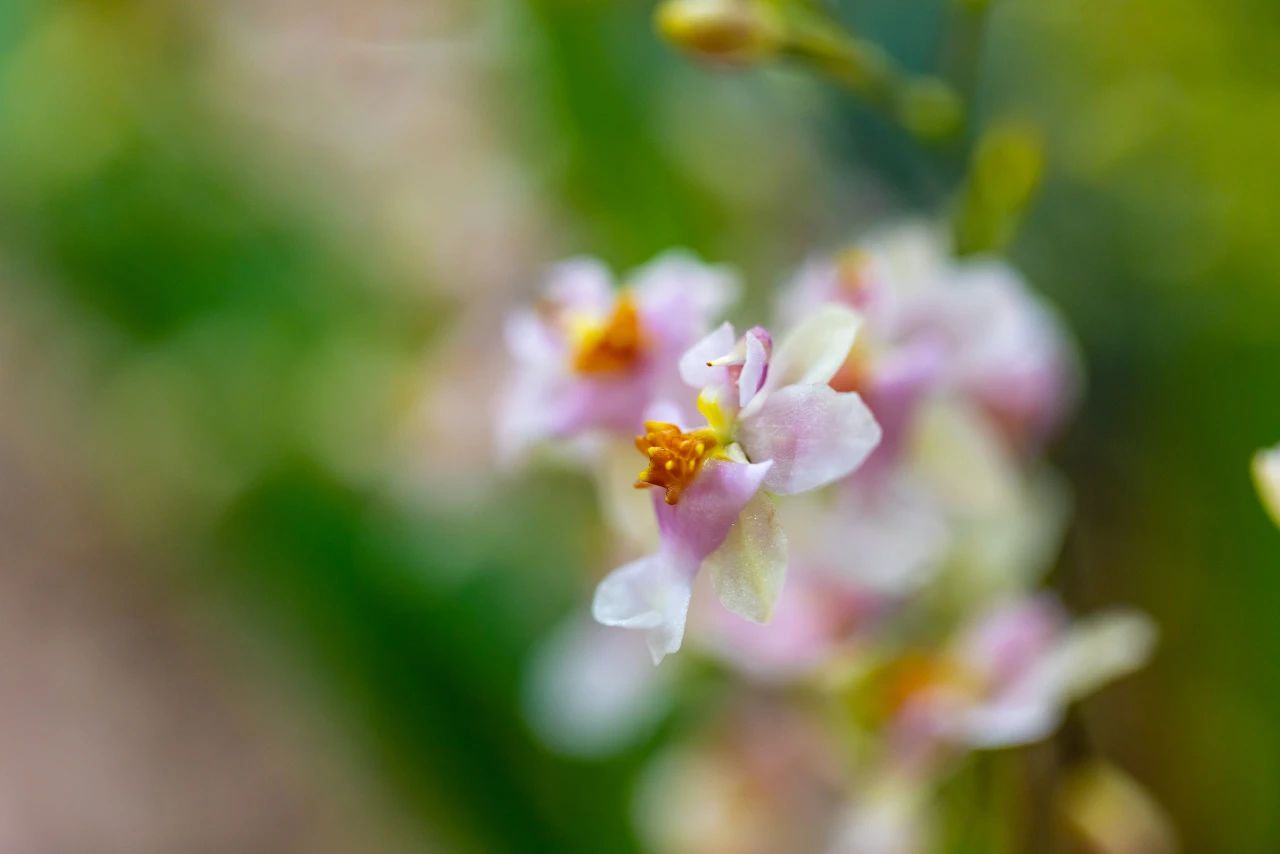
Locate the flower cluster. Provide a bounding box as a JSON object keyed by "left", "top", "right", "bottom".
{"left": 503, "top": 225, "right": 1156, "bottom": 849}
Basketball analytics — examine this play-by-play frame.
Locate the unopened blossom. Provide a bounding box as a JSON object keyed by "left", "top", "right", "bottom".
{"left": 1252, "top": 444, "right": 1280, "bottom": 527}
{"left": 593, "top": 306, "right": 882, "bottom": 662}
{"left": 879, "top": 596, "right": 1155, "bottom": 766}
{"left": 498, "top": 251, "right": 736, "bottom": 460}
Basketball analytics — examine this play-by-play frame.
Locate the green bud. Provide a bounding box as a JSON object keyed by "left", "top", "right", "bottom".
{"left": 897, "top": 78, "right": 965, "bottom": 142}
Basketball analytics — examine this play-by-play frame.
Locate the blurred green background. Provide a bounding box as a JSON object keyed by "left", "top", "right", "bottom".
{"left": 0, "top": 0, "right": 1277, "bottom": 850}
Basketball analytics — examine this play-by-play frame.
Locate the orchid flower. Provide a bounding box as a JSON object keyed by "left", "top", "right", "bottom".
{"left": 498, "top": 251, "right": 736, "bottom": 460}
{"left": 592, "top": 306, "right": 882, "bottom": 663}
{"left": 778, "top": 224, "right": 1078, "bottom": 465}
{"left": 1252, "top": 443, "right": 1280, "bottom": 527}
{"left": 882, "top": 596, "right": 1155, "bottom": 765}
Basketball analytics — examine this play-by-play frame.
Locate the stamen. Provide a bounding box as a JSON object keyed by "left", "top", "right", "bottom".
{"left": 633, "top": 421, "right": 721, "bottom": 505}
{"left": 572, "top": 294, "right": 646, "bottom": 374}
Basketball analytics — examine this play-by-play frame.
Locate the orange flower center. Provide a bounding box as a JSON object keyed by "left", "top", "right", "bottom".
{"left": 634, "top": 421, "right": 721, "bottom": 505}
{"left": 881, "top": 652, "right": 982, "bottom": 716}
{"left": 572, "top": 295, "right": 646, "bottom": 374}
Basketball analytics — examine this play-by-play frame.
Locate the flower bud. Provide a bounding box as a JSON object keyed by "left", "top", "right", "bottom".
{"left": 655, "top": 0, "right": 782, "bottom": 65}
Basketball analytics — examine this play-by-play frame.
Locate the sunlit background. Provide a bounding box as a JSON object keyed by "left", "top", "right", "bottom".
{"left": 0, "top": 0, "right": 1277, "bottom": 850}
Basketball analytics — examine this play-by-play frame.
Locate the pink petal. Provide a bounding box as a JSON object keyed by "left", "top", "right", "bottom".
{"left": 546, "top": 257, "right": 615, "bottom": 315}
{"left": 654, "top": 458, "right": 773, "bottom": 565}
{"left": 737, "top": 329, "right": 770, "bottom": 409}
{"left": 738, "top": 384, "right": 882, "bottom": 495}
{"left": 633, "top": 251, "right": 738, "bottom": 326}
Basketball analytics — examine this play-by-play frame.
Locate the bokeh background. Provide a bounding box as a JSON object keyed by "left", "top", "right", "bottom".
{"left": 0, "top": 0, "right": 1277, "bottom": 850}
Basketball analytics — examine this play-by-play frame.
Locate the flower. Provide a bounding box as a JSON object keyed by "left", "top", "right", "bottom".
{"left": 592, "top": 306, "right": 882, "bottom": 663}
{"left": 1253, "top": 444, "right": 1280, "bottom": 527}
{"left": 880, "top": 596, "right": 1155, "bottom": 766}
{"left": 498, "top": 251, "right": 737, "bottom": 460}
{"left": 779, "top": 224, "right": 1078, "bottom": 461}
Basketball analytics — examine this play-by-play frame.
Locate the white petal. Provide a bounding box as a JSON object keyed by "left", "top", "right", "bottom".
{"left": 1054, "top": 610, "right": 1157, "bottom": 700}
{"left": 593, "top": 553, "right": 694, "bottom": 664}
{"left": 704, "top": 492, "right": 788, "bottom": 623}
{"left": 738, "top": 384, "right": 882, "bottom": 495}
{"left": 962, "top": 696, "right": 1061, "bottom": 748}
{"left": 679, "top": 322, "right": 736, "bottom": 390}
{"left": 747, "top": 304, "right": 861, "bottom": 417}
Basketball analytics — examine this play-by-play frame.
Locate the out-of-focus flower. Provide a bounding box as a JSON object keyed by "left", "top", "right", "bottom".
{"left": 785, "top": 471, "right": 951, "bottom": 597}
{"left": 593, "top": 306, "right": 882, "bottom": 662}
{"left": 498, "top": 252, "right": 736, "bottom": 461}
{"left": 1252, "top": 444, "right": 1280, "bottom": 527}
{"left": 690, "top": 566, "right": 880, "bottom": 681}
{"left": 881, "top": 596, "right": 1155, "bottom": 764}
{"left": 523, "top": 614, "right": 675, "bottom": 758}
{"left": 780, "top": 223, "right": 1079, "bottom": 458}
{"left": 909, "top": 397, "right": 1072, "bottom": 603}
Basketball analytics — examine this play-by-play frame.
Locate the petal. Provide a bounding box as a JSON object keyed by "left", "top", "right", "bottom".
{"left": 964, "top": 609, "right": 1156, "bottom": 748}
{"left": 1253, "top": 445, "right": 1280, "bottom": 527}
{"left": 962, "top": 695, "right": 1061, "bottom": 748}
{"left": 737, "top": 328, "right": 769, "bottom": 410}
{"left": 959, "top": 595, "right": 1066, "bottom": 687}
{"left": 1053, "top": 610, "right": 1157, "bottom": 700}
{"left": 547, "top": 257, "right": 615, "bottom": 315}
{"left": 655, "top": 458, "right": 773, "bottom": 564}
{"left": 594, "top": 435, "right": 660, "bottom": 548}
{"left": 592, "top": 553, "right": 695, "bottom": 664}
{"left": 704, "top": 492, "right": 787, "bottom": 623}
{"left": 746, "top": 304, "right": 861, "bottom": 416}
{"left": 678, "top": 321, "right": 736, "bottom": 390}
{"left": 632, "top": 250, "right": 739, "bottom": 324}
{"left": 504, "top": 309, "right": 561, "bottom": 363}
{"left": 791, "top": 474, "right": 948, "bottom": 595}
{"left": 738, "top": 384, "right": 882, "bottom": 495}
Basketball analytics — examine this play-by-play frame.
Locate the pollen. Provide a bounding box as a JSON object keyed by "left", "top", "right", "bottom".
{"left": 572, "top": 294, "right": 646, "bottom": 374}
{"left": 633, "top": 421, "right": 720, "bottom": 505}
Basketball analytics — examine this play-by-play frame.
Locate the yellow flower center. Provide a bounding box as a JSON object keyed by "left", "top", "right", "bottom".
{"left": 881, "top": 652, "right": 983, "bottom": 715}
{"left": 571, "top": 294, "right": 646, "bottom": 374}
{"left": 634, "top": 421, "right": 721, "bottom": 505}
{"left": 835, "top": 249, "right": 872, "bottom": 296}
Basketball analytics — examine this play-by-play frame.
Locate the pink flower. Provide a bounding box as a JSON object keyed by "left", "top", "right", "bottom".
{"left": 498, "top": 252, "right": 737, "bottom": 460}
{"left": 592, "top": 306, "right": 882, "bottom": 662}
{"left": 883, "top": 596, "right": 1155, "bottom": 766}
{"left": 691, "top": 566, "right": 878, "bottom": 681}
{"left": 778, "top": 224, "right": 1078, "bottom": 463}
